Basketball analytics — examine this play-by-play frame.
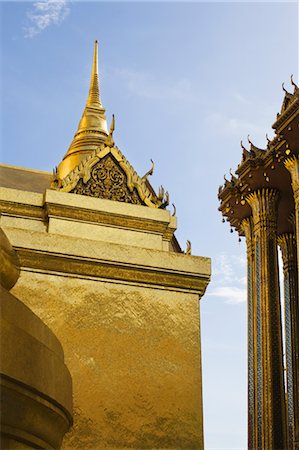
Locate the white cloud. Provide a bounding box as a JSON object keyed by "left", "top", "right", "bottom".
{"left": 207, "top": 286, "right": 247, "bottom": 305}
{"left": 213, "top": 253, "right": 246, "bottom": 284}
{"left": 208, "top": 253, "right": 247, "bottom": 305}
{"left": 114, "top": 67, "right": 194, "bottom": 102}
{"left": 24, "top": 0, "right": 70, "bottom": 38}
{"left": 213, "top": 253, "right": 235, "bottom": 284}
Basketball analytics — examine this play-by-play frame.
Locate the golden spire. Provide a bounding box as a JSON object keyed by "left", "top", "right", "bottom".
{"left": 57, "top": 40, "right": 108, "bottom": 180}
{"left": 87, "top": 40, "right": 102, "bottom": 107}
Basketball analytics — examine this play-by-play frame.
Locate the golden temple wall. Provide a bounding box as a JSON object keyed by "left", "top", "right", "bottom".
{"left": 0, "top": 227, "right": 73, "bottom": 449}
{"left": 0, "top": 173, "right": 210, "bottom": 449}
{"left": 12, "top": 273, "right": 204, "bottom": 449}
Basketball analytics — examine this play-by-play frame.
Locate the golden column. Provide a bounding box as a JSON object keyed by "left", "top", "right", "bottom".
{"left": 240, "top": 217, "right": 257, "bottom": 450}
{"left": 285, "top": 157, "right": 299, "bottom": 280}
{"left": 219, "top": 76, "right": 299, "bottom": 450}
{"left": 278, "top": 232, "right": 299, "bottom": 450}
{"left": 247, "top": 188, "right": 287, "bottom": 450}
{"left": 283, "top": 155, "right": 299, "bottom": 450}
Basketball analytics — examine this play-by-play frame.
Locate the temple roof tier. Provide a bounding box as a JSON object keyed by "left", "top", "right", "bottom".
{"left": 272, "top": 77, "right": 299, "bottom": 134}
{"left": 219, "top": 77, "right": 299, "bottom": 236}
{"left": 218, "top": 142, "right": 295, "bottom": 235}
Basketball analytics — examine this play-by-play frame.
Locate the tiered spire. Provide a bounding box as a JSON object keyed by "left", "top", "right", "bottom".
{"left": 57, "top": 40, "right": 108, "bottom": 180}
{"left": 87, "top": 40, "right": 102, "bottom": 107}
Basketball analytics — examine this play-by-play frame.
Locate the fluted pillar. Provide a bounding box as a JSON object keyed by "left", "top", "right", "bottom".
{"left": 278, "top": 233, "right": 299, "bottom": 450}
{"left": 241, "top": 217, "right": 257, "bottom": 450}
{"left": 285, "top": 157, "right": 299, "bottom": 282}
{"left": 247, "top": 188, "right": 287, "bottom": 449}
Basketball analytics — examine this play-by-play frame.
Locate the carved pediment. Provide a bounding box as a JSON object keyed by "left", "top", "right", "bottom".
{"left": 51, "top": 144, "right": 169, "bottom": 209}
{"left": 71, "top": 154, "right": 144, "bottom": 205}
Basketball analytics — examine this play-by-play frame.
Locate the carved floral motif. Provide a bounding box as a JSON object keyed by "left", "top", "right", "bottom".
{"left": 71, "top": 154, "right": 143, "bottom": 205}
{"left": 51, "top": 145, "right": 169, "bottom": 209}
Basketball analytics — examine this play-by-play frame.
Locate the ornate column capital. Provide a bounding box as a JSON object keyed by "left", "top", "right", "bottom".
{"left": 285, "top": 157, "right": 299, "bottom": 202}
{"left": 246, "top": 188, "right": 279, "bottom": 237}
{"left": 288, "top": 212, "right": 296, "bottom": 231}
{"left": 278, "top": 233, "right": 297, "bottom": 274}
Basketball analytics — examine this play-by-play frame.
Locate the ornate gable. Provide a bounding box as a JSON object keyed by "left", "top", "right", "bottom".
{"left": 71, "top": 153, "right": 143, "bottom": 205}
{"left": 51, "top": 142, "right": 169, "bottom": 209}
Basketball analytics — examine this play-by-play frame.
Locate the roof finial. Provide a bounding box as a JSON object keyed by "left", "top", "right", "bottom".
{"left": 104, "top": 114, "right": 115, "bottom": 147}
{"left": 87, "top": 40, "right": 102, "bottom": 107}
{"left": 240, "top": 140, "right": 248, "bottom": 151}
{"left": 291, "top": 74, "right": 298, "bottom": 91}
{"left": 110, "top": 113, "right": 115, "bottom": 135}
{"left": 142, "top": 159, "right": 154, "bottom": 181}
{"left": 185, "top": 240, "right": 192, "bottom": 255}
{"left": 282, "top": 82, "right": 290, "bottom": 95}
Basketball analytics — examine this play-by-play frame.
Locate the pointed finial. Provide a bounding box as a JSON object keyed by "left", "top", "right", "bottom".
{"left": 165, "top": 191, "right": 169, "bottom": 204}
{"left": 282, "top": 82, "right": 290, "bottom": 95}
{"left": 142, "top": 159, "right": 154, "bottom": 180}
{"left": 186, "top": 240, "right": 192, "bottom": 255}
{"left": 87, "top": 40, "right": 102, "bottom": 107}
{"left": 158, "top": 185, "right": 165, "bottom": 200}
{"left": 159, "top": 189, "right": 169, "bottom": 209}
{"left": 291, "top": 74, "right": 298, "bottom": 91}
{"left": 240, "top": 140, "right": 247, "bottom": 151}
{"left": 230, "top": 168, "right": 237, "bottom": 186}
{"left": 172, "top": 203, "right": 176, "bottom": 216}
{"left": 110, "top": 114, "right": 115, "bottom": 135}
{"left": 105, "top": 114, "right": 115, "bottom": 147}
{"left": 247, "top": 134, "right": 252, "bottom": 145}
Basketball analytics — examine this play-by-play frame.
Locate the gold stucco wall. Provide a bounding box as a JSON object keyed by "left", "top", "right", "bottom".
{"left": 1, "top": 175, "right": 210, "bottom": 449}
{"left": 12, "top": 271, "right": 204, "bottom": 449}
{"left": 0, "top": 227, "right": 73, "bottom": 449}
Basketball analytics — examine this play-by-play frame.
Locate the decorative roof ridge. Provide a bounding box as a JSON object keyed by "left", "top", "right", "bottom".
{"left": 247, "top": 135, "right": 266, "bottom": 154}
{"left": 235, "top": 138, "right": 266, "bottom": 171}
{"left": 218, "top": 171, "right": 240, "bottom": 200}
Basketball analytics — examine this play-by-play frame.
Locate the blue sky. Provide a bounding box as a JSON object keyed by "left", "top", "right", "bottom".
{"left": 1, "top": 1, "right": 298, "bottom": 449}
